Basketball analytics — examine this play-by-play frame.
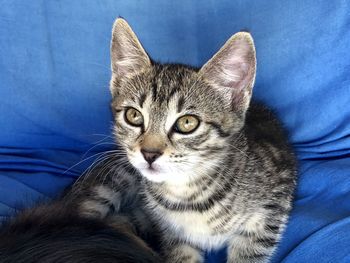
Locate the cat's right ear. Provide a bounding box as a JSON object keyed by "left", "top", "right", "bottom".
{"left": 110, "top": 18, "right": 151, "bottom": 87}
{"left": 199, "top": 32, "right": 256, "bottom": 115}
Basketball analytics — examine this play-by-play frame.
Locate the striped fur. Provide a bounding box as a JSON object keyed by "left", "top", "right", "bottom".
{"left": 105, "top": 19, "right": 297, "bottom": 263}
{"left": 46, "top": 18, "right": 297, "bottom": 263}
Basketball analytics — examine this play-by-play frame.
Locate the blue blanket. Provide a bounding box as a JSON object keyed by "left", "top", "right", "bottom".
{"left": 0, "top": 1, "right": 349, "bottom": 262}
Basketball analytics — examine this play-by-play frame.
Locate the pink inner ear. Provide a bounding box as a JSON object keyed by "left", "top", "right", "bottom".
{"left": 213, "top": 58, "right": 254, "bottom": 95}
{"left": 222, "top": 42, "right": 254, "bottom": 87}
{"left": 111, "top": 20, "right": 151, "bottom": 78}
{"left": 200, "top": 34, "right": 256, "bottom": 110}
{"left": 224, "top": 54, "right": 255, "bottom": 108}
{"left": 114, "top": 55, "right": 139, "bottom": 76}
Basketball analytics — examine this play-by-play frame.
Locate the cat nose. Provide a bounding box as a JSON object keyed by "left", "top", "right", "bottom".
{"left": 141, "top": 148, "right": 163, "bottom": 165}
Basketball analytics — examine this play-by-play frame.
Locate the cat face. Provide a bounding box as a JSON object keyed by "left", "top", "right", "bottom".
{"left": 111, "top": 65, "right": 235, "bottom": 184}
{"left": 110, "top": 19, "right": 256, "bottom": 185}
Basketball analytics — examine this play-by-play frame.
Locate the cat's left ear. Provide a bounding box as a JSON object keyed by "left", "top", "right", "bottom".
{"left": 110, "top": 18, "right": 151, "bottom": 81}
{"left": 199, "top": 32, "right": 256, "bottom": 114}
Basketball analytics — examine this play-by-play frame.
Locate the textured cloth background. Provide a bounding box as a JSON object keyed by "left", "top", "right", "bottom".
{"left": 0, "top": 1, "right": 349, "bottom": 262}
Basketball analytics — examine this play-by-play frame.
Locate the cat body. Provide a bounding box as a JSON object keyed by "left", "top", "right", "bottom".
{"left": 143, "top": 104, "right": 295, "bottom": 248}
{"left": 140, "top": 103, "right": 296, "bottom": 262}
{"left": 107, "top": 19, "right": 297, "bottom": 263}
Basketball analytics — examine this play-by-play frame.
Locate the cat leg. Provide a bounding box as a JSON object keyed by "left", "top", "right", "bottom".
{"left": 66, "top": 163, "right": 142, "bottom": 219}
{"left": 77, "top": 184, "right": 123, "bottom": 218}
{"left": 227, "top": 233, "right": 278, "bottom": 263}
{"left": 227, "top": 217, "right": 285, "bottom": 263}
{"left": 163, "top": 243, "right": 204, "bottom": 263}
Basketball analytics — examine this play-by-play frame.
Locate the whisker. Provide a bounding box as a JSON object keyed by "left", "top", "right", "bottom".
{"left": 73, "top": 150, "right": 123, "bottom": 186}
{"left": 81, "top": 142, "right": 118, "bottom": 160}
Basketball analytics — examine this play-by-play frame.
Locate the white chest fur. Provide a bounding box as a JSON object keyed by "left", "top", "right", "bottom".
{"left": 156, "top": 207, "right": 230, "bottom": 250}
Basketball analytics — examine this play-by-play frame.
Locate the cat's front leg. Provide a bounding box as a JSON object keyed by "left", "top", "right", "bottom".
{"left": 163, "top": 243, "right": 204, "bottom": 263}
{"left": 227, "top": 220, "right": 284, "bottom": 263}
{"left": 66, "top": 163, "right": 142, "bottom": 219}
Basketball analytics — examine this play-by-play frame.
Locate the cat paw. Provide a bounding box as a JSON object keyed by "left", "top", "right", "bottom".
{"left": 164, "top": 244, "right": 204, "bottom": 263}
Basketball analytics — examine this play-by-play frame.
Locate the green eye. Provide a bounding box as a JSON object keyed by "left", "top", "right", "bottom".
{"left": 125, "top": 108, "right": 144, "bottom": 127}
{"left": 174, "top": 115, "right": 200, "bottom": 134}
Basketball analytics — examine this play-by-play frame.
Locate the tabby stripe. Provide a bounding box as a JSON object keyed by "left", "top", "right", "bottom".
{"left": 263, "top": 203, "right": 288, "bottom": 213}
{"left": 176, "top": 95, "right": 184, "bottom": 113}
{"left": 207, "top": 207, "right": 231, "bottom": 224}
{"left": 265, "top": 224, "right": 280, "bottom": 234}
{"left": 277, "top": 176, "right": 295, "bottom": 186}
{"left": 186, "top": 176, "right": 215, "bottom": 201}
{"left": 215, "top": 213, "right": 250, "bottom": 235}
{"left": 243, "top": 251, "right": 269, "bottom": 260}
{"left": 139, "top": 93, "right": 147, "bottom": 107}
{"left": 152, "top": 83, "right": 158, "bottom": 101}
{"left": 206, "top": 121, "right": 231, "bottom": 137}
{"left": 176, "top": 255, "right": 192, "bottom": 262}
{"left": 211, "top": 213, "right": 236, "bottom": 234}
{"left": 166, "top": 86, "right": 180, "bottom": 105}
{"left": 207, "top": 193, "right": 236, "bottom": 224}
{"left": 149, "top": 192, "right": 214, "bottom": 212}
{"left": 255, "top": 236, "right": 278, "bottom": 247}
{"left": 148, "top": 175, "right": 233, "bottom": 212}
{"left": 90, "top": 197, "right": 116, "bottom": 214}
{"left": 271, "top": 191, "right": 289, "bottom": 199}
{"left": 192, "top": 145, "right": 225, "bottom": 152}
{"left": 189, "top": 130, "right": 211, "bottom": 146}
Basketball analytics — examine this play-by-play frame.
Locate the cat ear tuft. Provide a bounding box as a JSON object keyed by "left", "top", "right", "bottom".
{"left": 110, "top": 18, "right": 151, "bottom": 80}
{"left": 199, "top": 32, "right": 256, "bottom": 113}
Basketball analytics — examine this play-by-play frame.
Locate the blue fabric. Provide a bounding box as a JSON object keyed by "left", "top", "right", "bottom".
{"left": 0, "top": 0, "right": 349, "bottom": 262}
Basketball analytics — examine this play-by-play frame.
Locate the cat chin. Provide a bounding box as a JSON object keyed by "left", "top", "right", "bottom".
{"left": 138, "top": 167, "right": 166, "bottom": 183}
{"left": 128, "top": 156, "right": 193, "bottom": 185}
{"left": 137, "top": 167, "right": 192, "bottom": 185}
{"left": 131, "top": 163, "right": 193, "bottom": 185}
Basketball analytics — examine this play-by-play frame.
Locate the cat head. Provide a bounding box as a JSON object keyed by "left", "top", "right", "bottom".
{"left": 110, "top": 18, "right": 256, "bottom": 185}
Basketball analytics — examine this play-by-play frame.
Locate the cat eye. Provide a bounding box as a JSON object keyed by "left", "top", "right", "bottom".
{"left": 174, "top": 115, "right": 200, "bottom": 134}
{"left": 125, "top": 108, "right": 144, "bottom": 127}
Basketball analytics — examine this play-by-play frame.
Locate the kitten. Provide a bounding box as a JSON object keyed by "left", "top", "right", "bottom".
{"left": 0, "top": 17, "right": 296, "bottom": 263}
{"left": 0, "top": 160, "right": 161, "bottom": 263}
{"left": 103, "top": 18, "right": 297, "bottom": 263}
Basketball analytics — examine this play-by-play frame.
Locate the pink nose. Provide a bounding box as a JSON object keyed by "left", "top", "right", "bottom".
{"left": 141, "top": 149, "right": 162, "bottom": 165}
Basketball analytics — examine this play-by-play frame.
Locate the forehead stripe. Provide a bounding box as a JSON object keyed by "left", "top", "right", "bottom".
{"left": 176, "top": 96, "right": 185, "bottom": 113}
{"left": 139, "top": 93, "right": 147, "bottom": 107}
{"left": 152, "top": 83, "right": 157, "bottom": 101}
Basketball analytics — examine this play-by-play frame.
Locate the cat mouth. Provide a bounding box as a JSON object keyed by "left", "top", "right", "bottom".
{"left": 146, "top": 165, "right": 159, "bottom": 173}
{"left": 144, "top": 163, "right": 162, "bottom": 174}
{"left": 129, "top": 158, "right": 163, "bottom": 177}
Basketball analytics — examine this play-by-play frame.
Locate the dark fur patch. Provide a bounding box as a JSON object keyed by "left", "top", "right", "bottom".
{"left": 176, "top": 95, "right": 185, "bottom": 113}
{"left": 152, "top": 82, "right": 158, "bottom": 102}
{"left": 0, "top": 201, "right": 160, "bottom": 263}
{"left": 139, "top": 93, "right": 147, "bottom": 108}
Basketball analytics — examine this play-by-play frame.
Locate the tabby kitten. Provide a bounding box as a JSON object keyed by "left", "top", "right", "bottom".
{"left": 102, "top": 18, "right": 297, "bottom": 263}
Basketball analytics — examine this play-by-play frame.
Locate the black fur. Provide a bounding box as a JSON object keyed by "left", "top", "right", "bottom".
{"left": 0, "top": 202, "right": 161, "bottom": 263}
